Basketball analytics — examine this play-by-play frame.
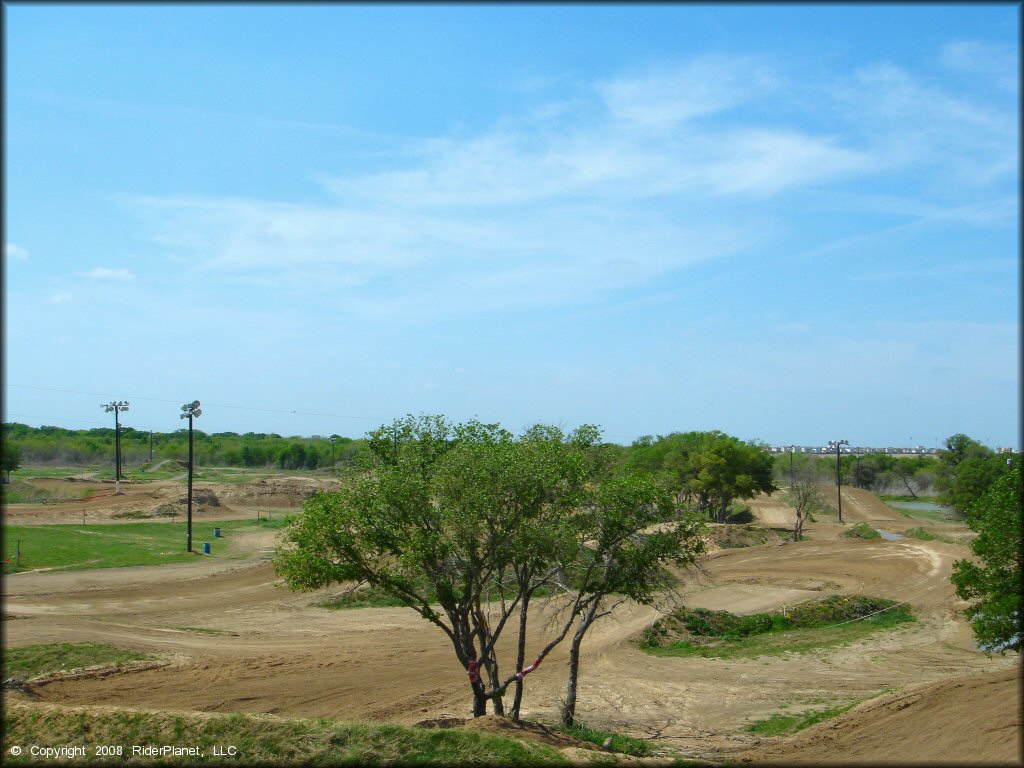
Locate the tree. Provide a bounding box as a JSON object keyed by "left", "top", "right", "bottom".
{"left": 556, "top": 472, "right": 705, "bottom": 726}
{"left": 935, "top": 435, "right": 1009, "bottom": 519}
{"left": 2, "top": 441, "right": 22, "bottom": 483}
{"left": 626, "top": 431, "right": 777, "bottom": 522}
{"left": 950, "top": 464, "right": 1021, "bottom": 653}
{"left": 785, "top": 454, "right": 828, "bottom": 542}
{"left": 274, "top": 415, "right": 601, "bottom": 718}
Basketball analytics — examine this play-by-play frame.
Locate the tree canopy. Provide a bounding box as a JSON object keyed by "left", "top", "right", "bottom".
{"left": 274, "top": 414, "right": 705, "bottom": 720}
{"left": 950, "top": 463, "right": 1021, "bottom": 653}
{"left": 625, "top": 430, "right": 777, "bottom": 522}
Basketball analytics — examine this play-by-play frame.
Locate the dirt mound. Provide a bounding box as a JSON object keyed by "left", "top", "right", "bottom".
{"left": 216, "top": 477, "right": 338, "bottom": 509}
{"left": 737, "top": 666, "right": 1021, "bottom": 764}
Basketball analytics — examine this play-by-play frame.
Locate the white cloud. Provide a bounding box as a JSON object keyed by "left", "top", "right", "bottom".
{"left": 5, "top": 243, "right": 29, "bottom": 260}
{"left": 48, "top": 291, "right": 72, "bottom": 304}
{"left": 836, "top": 61, "right": 1017, "bottom": 185}
{"left": 596, "top": 56, "right": 776, "bottom": 130}
{"left": 940, "top": 40, "right": 1018, "bottom": 92}
{"left": 76, "top": 267, "right": 135, "bottom": 281}
{"left": 128, "top": 51, "right": 1013, "bottom": 322}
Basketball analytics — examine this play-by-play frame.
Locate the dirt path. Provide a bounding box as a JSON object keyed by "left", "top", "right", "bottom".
{"left": 4, "top": 516, "right": 1014, "bottom": 761}
{"left": 736, "top": 665, "right": 1021, "bottom": 764}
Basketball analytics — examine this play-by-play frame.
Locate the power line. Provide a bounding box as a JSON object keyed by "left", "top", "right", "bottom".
{"left": 7, "top": 384, "right": 383, "bottom": 422}
{"left": 7, "top": 383, "right": 644, "bottom": 442}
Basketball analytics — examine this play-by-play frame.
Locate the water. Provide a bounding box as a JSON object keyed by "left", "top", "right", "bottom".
{"left": 888, "top": 500, "right": 948, "bottom": 512}
{"left": 877, "top": 529, "right": 904, "bottom": 541}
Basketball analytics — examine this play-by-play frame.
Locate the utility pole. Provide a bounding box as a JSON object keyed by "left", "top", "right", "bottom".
{"left": 149, "top": 430, "right": 153, "bottom": 463}
{"left": 789, "top": 446, "right": 794, "bottom": 489}
{"left": 827, "top": 439, "right": 849, "bottom": 523}
{"left": 180, "top": 401, "right": 202, "bottom": 552}
{"left": 329, "top": 435, "right": 339, "bottom": 467}
{"left": 102, "top": 401, "right": 129, "bottom": 494}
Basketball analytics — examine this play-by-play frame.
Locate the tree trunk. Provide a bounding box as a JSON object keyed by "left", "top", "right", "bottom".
{"left": 561, "top": 631, "right": 583, "bottom": 728}
{"left": 561, "top": 601, "right": 600, "bottom": 728}
{"left": 901, "top": 474, "right": 918, "bottom": 499}
{"left": 472, "top": 682, "right": 487, "bottom": 717}
{"left": 510, "top": 593, "right": 530, "bottom": 720}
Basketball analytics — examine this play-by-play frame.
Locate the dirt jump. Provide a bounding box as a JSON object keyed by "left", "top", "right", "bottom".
{"left": 3, "top": 480, "right": 1019, "bottom": 764}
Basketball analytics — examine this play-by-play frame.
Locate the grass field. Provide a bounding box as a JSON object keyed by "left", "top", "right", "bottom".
{"left": 1, "top": 520, "right": 264, "bottom": 574}
{"left": 3, "top": 706, "right": 567, "bottom": 766}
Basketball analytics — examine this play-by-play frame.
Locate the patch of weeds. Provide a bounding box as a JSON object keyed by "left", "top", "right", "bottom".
{"left": 639, "top": 595, "right": 914, "bottom": 659}
{"left": 747, "top": 700, "right": 858, "bottom": 735}
{"left": 315, "top": 586, "right": 413, "bottom": 609}
{"left": 842, "top": 522, "right": 881, "bottom": 539}
{"left": 553, "top": 722, "right": 650, "bottom": 756}
{"left": 904, "top": 527, "right": 956, "bottom": 544}
{"left": 174, "top": 626, "right": 229, "bottom": 635}
{"left": 4, "top": 643, "right": 152, "bottom": 680}
{"left": 111, "top": 510, "right": 153, "bottom": 519}
{"left": 708, "top": 524, "right": 778, "bottom": 549}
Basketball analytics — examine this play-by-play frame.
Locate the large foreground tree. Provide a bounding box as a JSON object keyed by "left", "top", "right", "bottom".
{"left": 274, "top": 415, "right": 707, "bottom": 719}
{"left": 950, "top": 464, "right": 1021, "bottom": 653}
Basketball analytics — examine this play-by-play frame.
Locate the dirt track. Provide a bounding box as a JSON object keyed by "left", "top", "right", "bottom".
{"left": 2, "top": 483, "right": 1018, "bottom": 763}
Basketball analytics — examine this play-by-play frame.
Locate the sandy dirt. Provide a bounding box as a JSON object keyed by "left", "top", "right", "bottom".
{"left": 3, "top": 477, "right": 339, "bottom": 526}
{"left": 2, "top": 482, "right": 1017, "bottom": 764}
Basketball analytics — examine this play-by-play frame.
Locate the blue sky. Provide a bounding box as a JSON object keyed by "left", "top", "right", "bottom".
{"left": 4, "top": 4, "right": 1020, "bottom": 448}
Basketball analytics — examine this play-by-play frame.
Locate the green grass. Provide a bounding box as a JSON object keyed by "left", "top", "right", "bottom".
{"left": 555, "top": 722, "right": 651, "bottom": 756}
{"left": 841, "top": 522, "right": 881, "bottom": 539}
{"left": 1, "top": 480, "right": 102, "bottom": 504}
{"left": 7, "top": 466, "right": 103, "bottom": 481}
{"left": 3, "top": 643, "right": 153, "bottom": 680}
{"left": 746, "top": 701, "right": 859, "bottom": 736}
{"left": 640, "top": 595, "right": 915, "bottom": 659}
{"left": 903, "top": 526, "right": 959, "bottom": 544}
{"left": 4, "top": 705, "right": 568, "bottom": 766}
{"left": 2, "top": 520, "right": 263, "bottom": 574}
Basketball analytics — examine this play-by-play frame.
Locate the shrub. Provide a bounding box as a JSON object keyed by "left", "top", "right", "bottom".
{"left": 842, "top": 522, "right": 881, "bottom": 539}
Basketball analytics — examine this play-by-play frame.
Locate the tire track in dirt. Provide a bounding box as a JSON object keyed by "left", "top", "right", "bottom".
{"left": 4, "top": 512, "right": 1014, "bottom": 759}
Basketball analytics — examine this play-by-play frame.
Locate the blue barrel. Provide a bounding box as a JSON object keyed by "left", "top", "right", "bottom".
{"left": 214, "top": 527, "right": 221, "bottom": 538}
{"left": 203, "top": 542, "right": 211, "bottom": 555}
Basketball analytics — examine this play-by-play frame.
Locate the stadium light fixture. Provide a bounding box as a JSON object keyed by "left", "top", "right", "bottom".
{"left": 180, "top": 401, "right": 202, "bottom": 552}
{"left": 101, "top": 401, "right": 130, "bottom": 494}
{"left": 827, "top": 439, "right": 850, "bottom": 523}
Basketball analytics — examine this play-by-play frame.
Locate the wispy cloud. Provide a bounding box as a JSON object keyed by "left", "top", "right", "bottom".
{"left": 48, "top": 291, "right": 72, "bottom": 304}
{"left": 940, "top": 40, "right": 1018, "bottom": 92}
{"left": 76, "top": 267, "right": 135, "bottom": 281}
{"left": 836, "top": 61, "right": 1017, "bottom": 185}
{"left": 5, "top": 243, "right": 29, "bottom": 260}
{"left": 128, "top": 51, "right": 1014, "bottom": 322}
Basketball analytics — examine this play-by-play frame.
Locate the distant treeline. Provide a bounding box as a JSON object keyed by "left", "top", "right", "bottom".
{"left": 1, "top": 423, "right": 368, "bottom": 470}
{"left": 3, "top": 424, "right": 1014, "bottom": 520}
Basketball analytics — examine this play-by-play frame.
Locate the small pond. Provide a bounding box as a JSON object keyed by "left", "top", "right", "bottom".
{"left": 888, "top": 500, "right": 949, "bottom": 512}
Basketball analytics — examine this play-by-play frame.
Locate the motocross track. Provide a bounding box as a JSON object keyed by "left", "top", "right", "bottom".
{"left": 2, "top": 482, "right": 1019, "bottom": 763}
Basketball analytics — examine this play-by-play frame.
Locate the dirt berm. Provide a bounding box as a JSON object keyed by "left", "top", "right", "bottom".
{"left": 737, "top": 665, "right": 1021, "bottom": 764}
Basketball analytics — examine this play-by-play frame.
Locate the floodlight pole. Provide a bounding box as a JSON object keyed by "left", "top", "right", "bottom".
{"left": 828, "top": 439, "right": 849, "bottom": 523}
{"left": 102, "top": 401, "right": 130, "bottom": 494}
{"left": 329, "top": 435, "right": 338, "bottom": 467}
{"left": 181, "top": 401, "right": 202, "bottom": 552}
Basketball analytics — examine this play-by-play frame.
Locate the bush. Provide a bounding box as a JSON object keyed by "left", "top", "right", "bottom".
{"left": 842, "top": 522, "right": 881, "bottom": 539}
